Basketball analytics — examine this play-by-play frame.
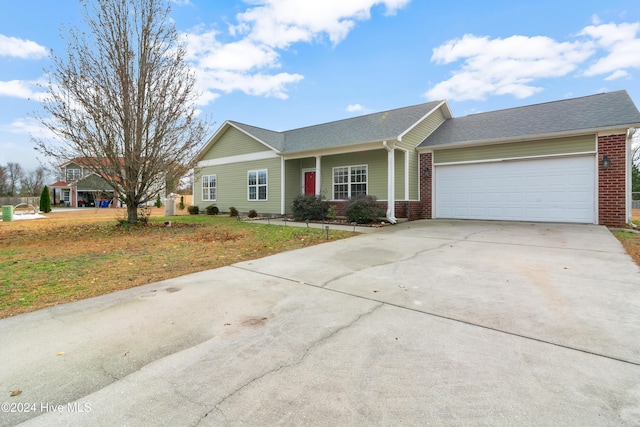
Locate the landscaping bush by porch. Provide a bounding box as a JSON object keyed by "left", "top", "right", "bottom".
{"left": 205, "top": 204, "right": 219, "bottom": 215}
{"left": 291, "top": 194, "right": 328, "bottom": 221}
{"left": 345, "top": 195, "right": 384, "bottom": 224}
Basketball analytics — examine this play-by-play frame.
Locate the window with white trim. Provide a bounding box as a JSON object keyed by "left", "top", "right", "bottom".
{"left": 66, "top": 168, "right": 81, "bottom": 181}
{"left": 248, "top": 169, "right": 267, "bottom": 200}
{"left": 202, "top": 175, "right": 217, "bottom": 201}
{"left": 333, "top": 165, "right": 367, "bottom": 200}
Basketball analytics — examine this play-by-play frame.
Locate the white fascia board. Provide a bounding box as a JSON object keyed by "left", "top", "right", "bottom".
{"left": 397, "top": 100, "right": 450, "bottom": 141}
{"left": 195, "top": 121, "right": 232, "bottom": 162}
{"left": 415, "top": 127, "right": 630, "bottom": 153}
{"left": 197, "top": 150, "right": 280, "bottom": 168}
{"left": 195, "top": 121, "right": 281, "bottom": 163}
{"left": 229, "top": 123, "right": 281, "bottom": 153}
{"left": 282, "top": 141, "right": 382, "bottom": 160}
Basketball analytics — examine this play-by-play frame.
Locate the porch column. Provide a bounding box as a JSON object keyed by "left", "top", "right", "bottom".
{"left": 383, "top": 141, "right": 397, "bottom": 224}
{"left": 281, "top": 157, "right": 286, "bottom": 214}
{"left": 315, "top": 156, "right": 321, "bottom": 196}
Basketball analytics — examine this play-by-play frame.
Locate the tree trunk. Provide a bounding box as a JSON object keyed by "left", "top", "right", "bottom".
{"left": 127, "top": 203, "right": 138, "bottom": 224}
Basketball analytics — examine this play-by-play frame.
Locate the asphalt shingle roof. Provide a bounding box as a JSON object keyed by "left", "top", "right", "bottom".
{"left": 230, "top": 101, "right": 443, "bottom": 153}
{"left": 229, "top": 122, "right": 286, "bottom": 152}
{"left": 419, "top": 90, "right": 640, "bottom": 148}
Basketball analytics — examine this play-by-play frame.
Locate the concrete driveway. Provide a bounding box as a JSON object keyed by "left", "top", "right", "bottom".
{"left": 1, "top": 220, "right": 639, "bottom": 426}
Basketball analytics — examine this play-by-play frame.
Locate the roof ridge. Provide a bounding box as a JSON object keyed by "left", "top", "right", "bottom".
{"left": 229, "top": 120, "right": 283, "bottom": 134}
{"left": 282, "top": 100, "right": 443, "bottom": 133}
{"left": 465, "top": 90, "right": 626, "bottom": 117}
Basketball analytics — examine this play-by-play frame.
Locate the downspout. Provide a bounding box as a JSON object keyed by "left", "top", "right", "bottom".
{"left": 383, "top": 141, "right": 397, "bottom": 224}
{"left": 627, "top": 128, "right": 637, "bottom": 226}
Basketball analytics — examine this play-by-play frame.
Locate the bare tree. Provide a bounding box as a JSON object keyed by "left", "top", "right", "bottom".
{"left": 20, "top": 167, "right": 47, "bottom": 196}
{"left": 35, "top": 0, "right": 208, "bottom": 223}
{"left": 0, "top": 165, "right": 7, "bottom": 196}
{"left": 5, "top": 162, "right": 24, "bottom": 197}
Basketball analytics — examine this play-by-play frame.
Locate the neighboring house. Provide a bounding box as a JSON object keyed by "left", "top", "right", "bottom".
{"left": 50, "top": 158, "right": 117, "bottom": 207}
{"left": 193, "top": 90, "right": 640, "bottom": 226}
{"left": 50, "top": 157, "right": 168, "bottom": 208}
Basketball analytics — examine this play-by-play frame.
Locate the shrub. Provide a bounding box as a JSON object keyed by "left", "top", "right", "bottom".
{"left": 179, "top": 195, "right": 185, "bottom": 210}
{"left": 248, "top": 209, "right": 258, "bottom": 218}
{"left": 138, "top": 206, "right": 152, "bottom": 225}
{"left": 205, "top": 204, "right": 219, "bottom": 215}
{"left": 187, "top": 205, "right": 199, "bottom": 215}
{"left": 291, "top": 194, "right": 328, "bottom": 221}
{"left": 229, "top": 207, "right": 239, "bottom": 217}
{"left": 326, "top": 204, "right": 337, "bottom": 221}
{"left": 154, "top": 194, "right": 162, "bottom": 208}
{"left": 345, "top": 195, "right": 384, "bottom": 224}
{"left": 39, "top": 185, "right": 52, "bottom": 213}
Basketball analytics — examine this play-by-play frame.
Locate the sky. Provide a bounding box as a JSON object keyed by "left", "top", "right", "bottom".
{"left": 1, "top": 0, "right": 640, "bottom": 174}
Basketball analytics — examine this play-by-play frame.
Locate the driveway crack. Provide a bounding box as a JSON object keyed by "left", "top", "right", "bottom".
{"left": 321, "top": 238, "right": 456, "bottom": 288}
{"left": 192, "top": 303, "right": 383, "bottom": 426}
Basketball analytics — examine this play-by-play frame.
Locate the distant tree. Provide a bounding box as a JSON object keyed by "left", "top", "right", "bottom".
{"left": 0, "top": 165, "right": 7, "bottom": 196}
{"left": 34, "top": 0, "right": 208, "bottom": 223}
{"left": 40, "top": 185, "right": 52, "bottom": 213}
{"left": 5, "top": 162, "right": 24, "bottom": 197}
{"left": 20, "top": 167, "right": 47, "bottom": 197}
{"left": 633, "top": 132, "right": 640, "bottom": 200}
{"left": 633, "top": 163, "right": 640, "bottom": 200}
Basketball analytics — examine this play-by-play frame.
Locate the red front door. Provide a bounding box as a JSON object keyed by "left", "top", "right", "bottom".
{"left": 304, "top": 171, "right": 316, "bottom": 196}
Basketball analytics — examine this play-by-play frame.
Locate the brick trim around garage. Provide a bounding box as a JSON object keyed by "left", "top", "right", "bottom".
{"left": 598, "top": 133, "right": 627, "bottom": 227}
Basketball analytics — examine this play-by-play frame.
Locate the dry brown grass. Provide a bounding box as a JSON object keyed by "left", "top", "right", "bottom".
{"left": 0, "top": 208, "right": 353, "bottom": 319}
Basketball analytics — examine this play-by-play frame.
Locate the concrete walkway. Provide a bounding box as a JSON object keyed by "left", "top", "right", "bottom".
{"left": 1, "top": 220, "right": 639, "bottom": 426}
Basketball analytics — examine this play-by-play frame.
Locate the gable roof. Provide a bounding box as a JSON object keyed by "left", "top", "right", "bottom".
{"left": 419, "top": 91, "right": 640, "bottom": 149}
{"left": 229, "top": 121, "right": 286, "bottom": 152}
{"left": 280, "top": 101, "right": 445, "bottom": 153}
{"left": 198, "top": 100, "right": 447, "bottom": 160}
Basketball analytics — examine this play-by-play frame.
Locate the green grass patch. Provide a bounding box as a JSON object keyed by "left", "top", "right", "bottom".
{"left": 0, "top": 216, "right": 355, "bottom": 318}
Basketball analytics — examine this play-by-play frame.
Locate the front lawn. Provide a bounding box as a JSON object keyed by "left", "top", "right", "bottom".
{"left": 613, "top": 226, "right": 640, "bottom": 267}
{"left": 0, "top": 214, "right": 354, "bottom": 319}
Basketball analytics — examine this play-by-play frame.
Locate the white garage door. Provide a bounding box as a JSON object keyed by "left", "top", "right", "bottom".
{"left": 434, "top": 156, "right": 595, "bottom": 223}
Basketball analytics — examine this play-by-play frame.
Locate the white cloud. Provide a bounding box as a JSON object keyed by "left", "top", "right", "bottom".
{"left": 196, "top": 69, "right": 303, "bottom": 99}
{"left": 0, "top": 79, "right": 48, "bottom": 101}
{"left": 182, "top": 0, "right": 410, "bottom": 105}
{"left": 233, "top": 0, "right": 410, "bottom": 47}
{"left": 0, "top": 34, "right": 47, "bottom": 59}
{"left": 425, "top": 18, "right": 640, "bottom": 102}
{"left": 346, "top": 103, "right": 364, "bottom": 112}
{"left": 425, "top": 34, "right": 593, "bottom": 101}
{"left": 580, "top": 21, "right": 640, "bottom": 79}
{"left": 0, "top": 117, "right": 54, "bottom": 139}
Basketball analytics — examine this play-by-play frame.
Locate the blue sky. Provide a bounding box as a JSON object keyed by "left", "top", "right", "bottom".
{"left": 1, "top": 0, "right": 639, "bottom": 172}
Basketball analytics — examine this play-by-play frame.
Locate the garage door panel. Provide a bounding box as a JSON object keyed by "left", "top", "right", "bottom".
{"left": 434, "top": 156, "right": 595, "bottom": 223}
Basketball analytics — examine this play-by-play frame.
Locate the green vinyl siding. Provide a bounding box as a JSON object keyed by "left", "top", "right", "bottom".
{"left": 319, "top": 150, "right": 387, "bottom": 200}
{"left": 195, "top": 157, "right": 282, "bottom": 214}
{"left": 284, "top": 159, "right": 302, "bottom": 214}
{"left": 433, "top": 135, "right": 596, "bottom": 164}
{"left": 394, "top": 150, "right": 406, "bottom": 200}
{"left": 300, "top": 158, "right": 316, "bottom": 169}
{"left": 201, "top": 127, "right": 272, "bottom": 161}
{"left": 397, "top": 107, "right": 446, "bottom": 151}
{"left": 396, "top": 107, "right": 446, "bottom": 200}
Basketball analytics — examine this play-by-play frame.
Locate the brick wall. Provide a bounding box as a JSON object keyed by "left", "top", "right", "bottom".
{"left": 327, "top": 200, "right": 422, "bottom": 221}
{"left": 598, "top": 134, "right": 627, "bottom": 227}
{"left": 418, "top": 152, "right": 432, "bottom": 219}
